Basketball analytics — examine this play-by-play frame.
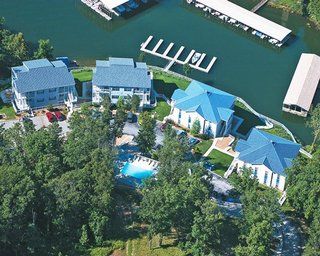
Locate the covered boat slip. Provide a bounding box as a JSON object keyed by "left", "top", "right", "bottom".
{"left": 194, "top": 0, "right": 291, "bottom": 43}
{"left": 100, "top": 0, "right": 129, "bottom": 10}
{"left": 283, "top": 54, "right": 320, "bottom": 117}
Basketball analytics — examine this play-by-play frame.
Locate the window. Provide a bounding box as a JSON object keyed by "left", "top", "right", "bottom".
{"left": 124, "top": 88, "right": 132, "bottom": 91}
{"left": 112, "top": 87, "right": 120, "bottom": 91}
{"left": 59, "top": 87, "right": 64, "bottom": 93}
{"left": 37, "top": 98, "right": 44, "bottom": 103}
{"left": 37, "top": 90, "right": 44, "bottom": 95}
{"left": 112, "top": 95, "right": 118, "bottom": 99}
{"left": 49, "top": 88, "right": 57, "bottom": 93}
{"left": 263, "top": 171, "right": 268, "bottom": 184}
{"left": 49, "top": 96, "right": 57, "bottom": 101}
{"left": 253, "top": 167, "right": 258, "bottom": 178}
{"left": 276, "top": 175, "right": 280, "bottom": 188}
{"left": 28, "top": 91, "right": 35, "bottom": 97}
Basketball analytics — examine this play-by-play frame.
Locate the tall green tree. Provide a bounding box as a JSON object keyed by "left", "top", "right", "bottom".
{"left": 307, "top": 104, "right": 320, "bottom": 152}
{"left": 130, "top": 94, "right": 141, "bottom": 112}
{"left": 136, "top": 112, "right": 156, "bottom": 154}
{"left": 191, "top": 119, "right": 201, "bottom": 135}
{"left": 33, "top": 39, "right": 54, "bottom": 60}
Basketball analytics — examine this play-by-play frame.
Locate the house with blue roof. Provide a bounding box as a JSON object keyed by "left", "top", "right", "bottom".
{"left": 167, "top": 81, "right": 235, "bottom": 137}
{"left": 11, "top": 58, "right": 77, "bottom": 112}
{"left": 231, "top": 128, "right": 301, "bottom": 191}
{"left": 92, "top": 57, "right": 152, "bottom": 107}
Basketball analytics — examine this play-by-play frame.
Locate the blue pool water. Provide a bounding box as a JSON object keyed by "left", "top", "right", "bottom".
{"left": 121, "top": 162, "right": 155, "bottom": 180}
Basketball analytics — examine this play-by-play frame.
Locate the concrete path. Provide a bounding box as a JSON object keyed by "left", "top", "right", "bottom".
{"left": 203, "top": 139, "right": 215, "bottom": 157}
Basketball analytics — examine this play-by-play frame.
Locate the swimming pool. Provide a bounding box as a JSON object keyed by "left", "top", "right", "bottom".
{"left": 121, "top": 162, "right": 155, "bottom": 180}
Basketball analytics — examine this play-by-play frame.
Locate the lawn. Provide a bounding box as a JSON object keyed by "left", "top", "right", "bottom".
{"left": 207, "top": 150, "right": 234, "bottom": 177}
{"left": 194, "top": 140, "right": 213, "bottom": 155}
{"left": 152, "top": 69, "right": 191, "bottom": 99}
{"left": 0, "top": 99, "right": 16, "bottom": 120}
{"left": 264, "top": 125, "right": 293, "bottom": 141}
{"left": 72, "top": 69, "right": 93, "bottom": 82}
{"left": 151, "top": 100, "right": 171, "bottom": 121}
{"left": 72, "top": 69, "right": 93, "bottom": 97}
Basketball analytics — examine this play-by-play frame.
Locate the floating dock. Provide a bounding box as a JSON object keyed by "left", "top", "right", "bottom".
{"left": 81, "top": 0, "right": 112, "bottom": 21}
{"left": 140, "top": 36, "right": 217, "bottom": 73}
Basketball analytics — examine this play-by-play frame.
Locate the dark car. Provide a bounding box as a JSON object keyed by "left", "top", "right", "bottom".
{"left": 160, "top": 122, "right": 168, "bottom": 132}
{"left": 46, "top": 112, "right": 56, "bottom": 123}
{"left": 54, "top": 111, "right": 64, "bottom": 121}
{"left": 127, "top": 112, "right": 135, "bottom": 123}
{"left": 188, "top": 137, "right": 200, "bottom": 147}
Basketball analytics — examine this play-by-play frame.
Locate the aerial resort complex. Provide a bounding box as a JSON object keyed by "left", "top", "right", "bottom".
{"left": 186, "top": 0, "right": 292, "bottom": 46}
{"left": 2, "top": 0, "right": 320, "bottom": 254}
{"left": 81, "top": 0, "right": 151, "bottom": 20}
{"left": 283, "top": 53, "right": 320, "bottom": 117}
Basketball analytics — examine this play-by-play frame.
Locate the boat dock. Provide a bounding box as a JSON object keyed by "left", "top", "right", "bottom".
{"left": 81, "top": 0, "right": 112, "bottom": 21}
{"left": 251, "top": 0, "right": 269, "bottom": 13}
{"left": 140, "top": 36, "right": 217, "bottom": 73}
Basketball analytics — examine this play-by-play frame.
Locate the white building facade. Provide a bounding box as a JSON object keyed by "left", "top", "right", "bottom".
{"left": 92, "top": 58, "right": 152, "bottom": 107}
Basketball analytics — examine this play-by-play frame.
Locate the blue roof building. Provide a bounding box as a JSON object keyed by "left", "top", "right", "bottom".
{"left": 169, "top": 81, "right": 235, "bottom": 137}
{"left": 232, "top": 128, "right": 301, "bottom": 191}
{"left": 11, "top": 59, "right": 77, "bottom": 112}
{"left": 92, "top": 57, "right": 152, "bottom": 106}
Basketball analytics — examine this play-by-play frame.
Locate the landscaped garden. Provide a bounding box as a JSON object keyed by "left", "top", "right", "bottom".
{"left": 151, "top": 99, "right": 171, "bottom": 121}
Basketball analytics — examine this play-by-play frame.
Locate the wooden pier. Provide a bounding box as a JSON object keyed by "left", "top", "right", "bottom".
{"left": 251, "top": 0, "right": 269, "bottom": 13}
{"left": 140, "top": 36, "right": 217, "bottom": 73}
{"left": 81, "top": 0, "right": 112, "bottom": 21}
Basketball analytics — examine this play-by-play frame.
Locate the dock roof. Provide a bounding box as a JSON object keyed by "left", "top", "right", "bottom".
{"left": 196, "top": 0, "right": 291, "bottom": 42}
{"left": 283, "top": 53, "right": 320, "bottom": 112}
{"left": 100, "top": 0, "right": 129, "bottom": 10}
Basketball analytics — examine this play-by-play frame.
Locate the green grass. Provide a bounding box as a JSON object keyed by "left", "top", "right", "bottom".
{"left": 72, "top": 69, "right": 93, "bottom": 82}
{"left": 194, "top": 140, "right": 213, "bottom": 155}
{"left": 207, "top": 150, "right": 234, "bottom": 176}
{"left": 123, "top": 235, "right": 185, "bottom": 256}
{"left": 264, "top": 125, "right": 293, "bottom": 141}
{"left": 0, "top": 99, "right": 16, "bottom": 120}
{"left": 234, "top": 101, "right": 264, "bottom": 136}
{"left": 151, "top": 100, "right": 171, "bottom": 121}
{"left": 152, "top": 70, "right": 191, "bottom": 99}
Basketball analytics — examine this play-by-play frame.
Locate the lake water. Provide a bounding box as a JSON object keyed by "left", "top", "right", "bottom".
{"left": 1, "top": 0, "right": 320, "bottom": 144}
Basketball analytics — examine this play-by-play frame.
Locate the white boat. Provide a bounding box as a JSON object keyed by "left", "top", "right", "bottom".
{"left": 195, "top": 3, "right": 205, "bottom": 8}
{"left": 186, "top": 0, "right": 193, "bottom": 4}
{"left": 252, "top": 30, "right": 257, "bottom": 35}
{"left": 268, "top": 38, "right": 278, "bottom": 44}
{"left": 192, "top": 53, "right": 202, "bottom": 64}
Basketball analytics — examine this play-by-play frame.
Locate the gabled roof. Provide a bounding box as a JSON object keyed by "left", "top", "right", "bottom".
{"left": 172, "top": 80, "right": 235, "bottom": 123}
{"left": 92, "top": 57, "right": 152, "bottom": 89}
{"left": 12, "top": 59, "right": 75, "bottom": 93}
{"left": 283, "top": 53, "right": 320, "bottom": 111}
{"left": 235, "top": 128, "right": 301, "bottom": 176}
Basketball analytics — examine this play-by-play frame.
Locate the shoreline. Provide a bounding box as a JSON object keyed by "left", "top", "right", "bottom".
{"left": 268, "top": 1, "right": 320, "bottom": 29}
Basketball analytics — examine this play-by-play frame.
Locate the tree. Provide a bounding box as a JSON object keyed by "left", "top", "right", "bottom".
{"left": 187, "top": 200, "right": 224, "bottom": 256}
{"left": 34, "top": 39, "right": 54, "bottom": 60}
{"left": 191, "top": 119, "right": 201, "bottom": 135}
{"left": 136, "top": 112, "right": 156, "bottom": 154}
{"left": 307, "top": 104, "right": 320, "bottom": 152}
{"left": 308, "top": 0, "right": 320, "bottom": 25}
{"left": 130, "top": 94, "right": 141, "bottom": 113}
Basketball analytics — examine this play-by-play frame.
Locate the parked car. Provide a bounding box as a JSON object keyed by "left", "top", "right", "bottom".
{"left": 54, "top": 111, "right": 64, "bottom": 121}
{"left": 127, "top": 112, "right": 135, "bottom": 123}
{"left": 160, "top": 122, "right": 168, "bottom": 132}
{"left": 188, "top": 137, "right": 200, "bottom": 147}
{"left": 46, "top": 112, "right": 56, "bottom": 123}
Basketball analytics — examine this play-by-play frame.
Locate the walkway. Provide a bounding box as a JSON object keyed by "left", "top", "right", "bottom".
{"left": 251, "top": 0, "right": 269, "bottom": 13}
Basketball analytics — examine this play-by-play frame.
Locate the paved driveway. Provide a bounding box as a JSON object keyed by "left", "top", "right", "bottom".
{"left": 123, "top": 121, "right": 164, "bottom": 145}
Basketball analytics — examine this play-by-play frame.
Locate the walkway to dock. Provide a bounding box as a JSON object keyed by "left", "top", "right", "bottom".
{"left": 81, "top": 0, "right": 112, "bottom": 21}
{"left": 140, "top": 36, "right": 217, "bottom": 73}
{"left": 251, "top": 0, "right": 269, "bottom": 13}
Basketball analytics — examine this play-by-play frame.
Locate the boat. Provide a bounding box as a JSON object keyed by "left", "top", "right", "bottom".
{"left": 195, "top": 3, "right": 205, "bottom": 8}
{"left": 268, "top": 38, "right": 278, "bottom": 44}
{"left": 191, "top": 53, "right": 202, "bottom": 64}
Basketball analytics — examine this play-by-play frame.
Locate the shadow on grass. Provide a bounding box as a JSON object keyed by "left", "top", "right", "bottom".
{"left": 234, "top": 105, "right": 264, "bottom": 136}
{"left": 153, "top": 80, "right": 179, "bottom": 99}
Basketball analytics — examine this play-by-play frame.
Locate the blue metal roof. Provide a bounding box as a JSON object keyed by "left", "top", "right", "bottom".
{"left": 92, "top": 57, "right": 151, "bottom": 89}
{"left": 12, "top": 59, "right": 75, "bottom": 93}
{"left": 235, "top": 128, "right": 301, "bottom": 176}
{"left": 172, "top": 80, "right": 235, "bottom": 123}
